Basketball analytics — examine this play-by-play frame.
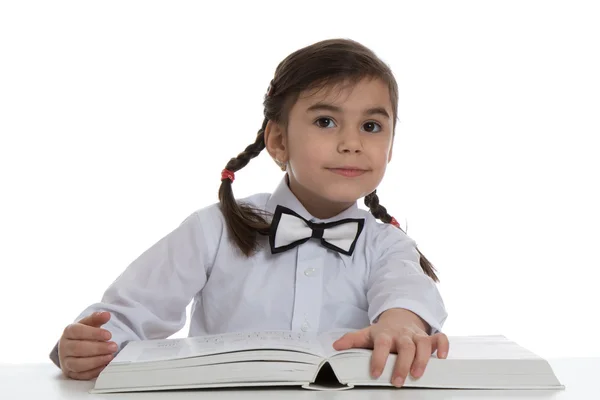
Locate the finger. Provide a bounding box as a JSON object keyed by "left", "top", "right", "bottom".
{"left": 67, "top": 364, "right": 109, "bottom": 381}
{"left": 62, "top": 339, "right": 118, "bottom": 358}
{"left": 369, "top": 333, "right": 393, "bottom": 379}
{"left": 63, "top": 353, "right": 114, "bottom": 373}
{"left": 431, "top": 333, "right": 450, "bottom": 358}
{"left": 410, "top": 334, "right": 432, "bottom": 378}
{"left": 391, "top": 336, "right": 416, "bottom": 387}
{"left": 77, "top": 311, "right": 111, "bottom": 328}
{"left": 332, "top": 328, "right": 370, "bottom": 351}
{"left": 64, "top": 323, "right": 112, "bottom": 341}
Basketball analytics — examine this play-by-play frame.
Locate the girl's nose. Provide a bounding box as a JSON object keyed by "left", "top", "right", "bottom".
{"left": 337, "top": 129, "right": 363, "bottom": 153}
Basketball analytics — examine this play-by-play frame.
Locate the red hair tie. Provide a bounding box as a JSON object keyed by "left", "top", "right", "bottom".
{"left": 390, "top": 217, "right": 400, "bottom": 228}
{"left": 221, "top": 169, "right": 235, "bottom": 182}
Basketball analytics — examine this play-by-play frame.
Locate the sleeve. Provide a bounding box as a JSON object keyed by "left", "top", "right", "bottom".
{"left": 366, "top": 223, "right": 448, "bottom": 335}
{"left": 49, "top": 206, "right": 221, "bottom": 368}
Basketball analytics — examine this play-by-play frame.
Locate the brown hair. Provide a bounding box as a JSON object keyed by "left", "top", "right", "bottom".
{"left": 218, "top": 38, "right": 439, "bottom": 282}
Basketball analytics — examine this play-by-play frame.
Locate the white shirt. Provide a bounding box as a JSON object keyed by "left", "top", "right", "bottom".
{"left": 50, "top": 176, "right": 447, "bottom": 366}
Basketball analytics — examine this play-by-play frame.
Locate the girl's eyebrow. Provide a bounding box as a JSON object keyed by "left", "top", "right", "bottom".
{"left": 306, "top": 102, "right": 391, "bottom": 119}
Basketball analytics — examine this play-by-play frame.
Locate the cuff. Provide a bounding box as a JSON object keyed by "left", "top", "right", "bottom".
{"left": 370, "top": 299, "right": 446, "bottom": 336}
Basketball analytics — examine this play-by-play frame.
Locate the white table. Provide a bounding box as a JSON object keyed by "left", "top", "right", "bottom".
{"left": 1, "top": 358, "right": 594, "bottom": 399}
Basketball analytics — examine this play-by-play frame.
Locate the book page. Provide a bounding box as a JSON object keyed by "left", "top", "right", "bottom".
{"left": 323, "top": 335, "right": 544, "bottom": 361}
{"left": 112, "top": 330, "right": 328, "bottom": 364}
{"left": 317, "top": 334, "right": 543, "bottom": 361}
{"left": 441, "top": 335, "right": 544, "bottom": 360}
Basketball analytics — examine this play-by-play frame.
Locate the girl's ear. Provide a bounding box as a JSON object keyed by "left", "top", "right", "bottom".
{"left": 264, "top": 120, "right": 289, "bottom": 166}
{"left": 387, "top": 141, "right": 394, "bottom": 163}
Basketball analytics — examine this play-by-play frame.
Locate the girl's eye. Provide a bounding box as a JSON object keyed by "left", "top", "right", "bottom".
{"left": 363, "top": 121, "right": 382, "bottom": 133}
{"left": 315, "top": 117, "right": 336, "bottom": 128}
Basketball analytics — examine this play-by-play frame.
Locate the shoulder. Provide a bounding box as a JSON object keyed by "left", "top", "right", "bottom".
{"left": 184, "top": 191, "right": 272, "bottom": 229}
{"left": 237, "top": 192, "right": 272, "bottom": 210}
{"left": 175, "top": 192, "right": 271, "bottom": 265}
{"left": 359, "top": 210, "right": 418, "bottom": 259}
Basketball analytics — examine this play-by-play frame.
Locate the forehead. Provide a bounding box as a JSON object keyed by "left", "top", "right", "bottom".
{"left": 295, "top": 77, "right": 392, "bottom": 111}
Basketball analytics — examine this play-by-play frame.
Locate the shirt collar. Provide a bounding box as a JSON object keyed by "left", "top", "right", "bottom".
{"left": 265, "top": 174, "right": 363, "bottom": 223}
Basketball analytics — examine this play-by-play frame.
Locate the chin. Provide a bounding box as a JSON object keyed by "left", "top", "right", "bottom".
{"left": 320, "top": 184, "right": 372, "bottom": 204}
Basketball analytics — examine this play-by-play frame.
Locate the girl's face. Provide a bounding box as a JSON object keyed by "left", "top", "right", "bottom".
{"left": 266, "top": 77, "right": 395, "bottom": 219}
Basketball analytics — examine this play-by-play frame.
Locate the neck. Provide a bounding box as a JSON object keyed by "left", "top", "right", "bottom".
{"left": 286, "top": 174, "right": 355, "bottom": 220}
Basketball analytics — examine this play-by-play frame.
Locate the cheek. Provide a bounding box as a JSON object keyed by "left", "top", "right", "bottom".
{"left": 288, "top": 135, "right": 327, "bottom": 165}
{"left": 370, "top": 144, "right": 392, "bottom": 166}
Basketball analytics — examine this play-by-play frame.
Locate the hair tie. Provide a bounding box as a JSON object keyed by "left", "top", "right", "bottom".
{"left": 221, "top": 169, "right": 235, "bottom": 182}
{"left": 389, "top": 217, "right": 400, "bottom": 228}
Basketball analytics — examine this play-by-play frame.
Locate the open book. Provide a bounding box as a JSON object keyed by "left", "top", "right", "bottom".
{"left": 91, "top": 330, "right": 564, "bottom": 393}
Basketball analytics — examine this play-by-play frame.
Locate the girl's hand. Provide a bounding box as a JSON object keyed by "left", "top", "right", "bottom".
{"left": 332, "top": 320, "right": 449, "bottom": 387}
{"left": 58, "top": 311, "right": 117, "bottom": 380}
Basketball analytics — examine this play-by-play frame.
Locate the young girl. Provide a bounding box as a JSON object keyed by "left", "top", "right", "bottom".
{"left": 50, "top": 38, "right": 449, "bottom": 388}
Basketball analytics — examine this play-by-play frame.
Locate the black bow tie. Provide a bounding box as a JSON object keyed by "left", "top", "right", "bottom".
{"left": 268, "top": 205, "right": 365, "bottom": 256}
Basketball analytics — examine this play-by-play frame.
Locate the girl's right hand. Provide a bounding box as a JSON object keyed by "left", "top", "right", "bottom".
{"left": 58, "top": 311, "right": 117, "bottom": 380}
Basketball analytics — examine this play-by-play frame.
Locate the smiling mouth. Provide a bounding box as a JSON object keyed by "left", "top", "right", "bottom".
{"left": 327, "top": 168, "right": 368, "bottom": 177}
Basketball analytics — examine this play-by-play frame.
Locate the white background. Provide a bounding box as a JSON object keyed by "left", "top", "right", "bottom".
{"left": 1, "top": 0, "right": 598, "bottom": 364}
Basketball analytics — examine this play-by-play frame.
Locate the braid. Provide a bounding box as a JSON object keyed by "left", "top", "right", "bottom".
{"left": 218, "top": 118, "right": 272, "bottom": 256}
{"left": 223, "top": 124, "right": 267, "bottom": 173}
{"left": 365, "top": 190, "right": 440, "bottom": 282}
{"left": 364, "top": 190, "right": 393, "bottom": 224}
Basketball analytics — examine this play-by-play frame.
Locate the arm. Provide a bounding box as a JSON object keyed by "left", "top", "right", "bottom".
{"left": 333, "top": 224, "right": 449, "bottom": 387}
{"left": 49, "top": 207, "right": 220, "bottom": 368}
{"left": 367, "top": 224, "right": 447, "bottom": 335}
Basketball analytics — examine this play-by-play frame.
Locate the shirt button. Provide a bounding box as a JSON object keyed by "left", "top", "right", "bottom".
{"left": 301, "top": 322, "right": 309, "bottom": 332}
{"left": 304, "top": 268, "right": 316, "bottom": 277}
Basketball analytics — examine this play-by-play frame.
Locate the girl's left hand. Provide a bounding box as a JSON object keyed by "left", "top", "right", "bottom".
{"left": 332, "top": 322, "right": 449, "bottom": 387}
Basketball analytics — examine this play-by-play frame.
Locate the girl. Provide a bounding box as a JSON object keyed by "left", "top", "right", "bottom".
{"left": 51, "top": 38, "right": 449, "bottom": 388}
